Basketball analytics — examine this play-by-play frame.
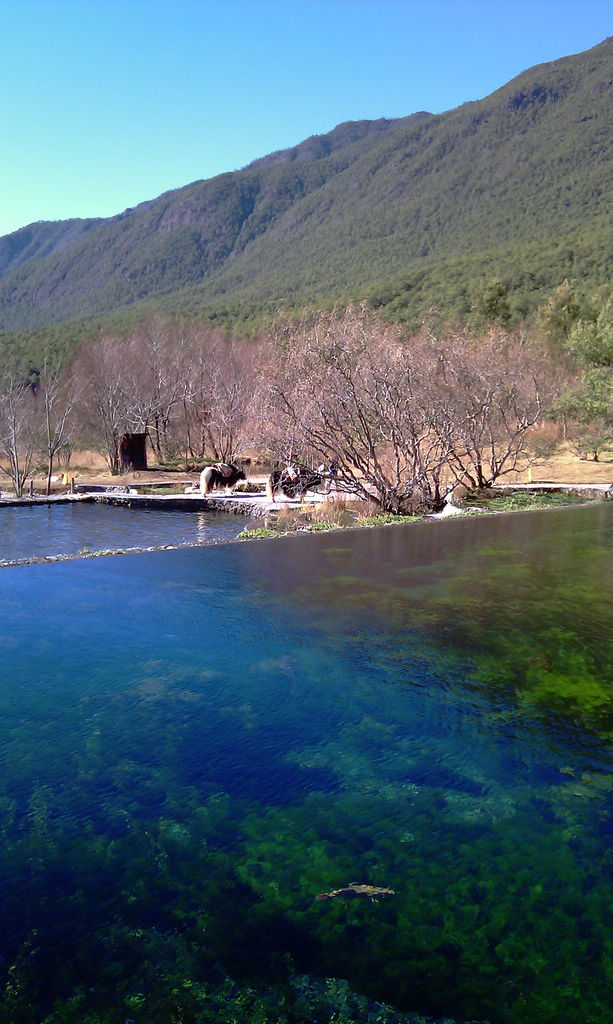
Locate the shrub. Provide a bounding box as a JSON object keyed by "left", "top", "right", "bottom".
{"left": 234, "top": 480, "right": 263, "bottom": 493}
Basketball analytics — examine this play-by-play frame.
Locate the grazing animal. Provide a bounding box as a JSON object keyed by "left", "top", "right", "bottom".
{"left": 200, "top": 462, "right": 246, "bottom": 496}
{"left": 266, "top": 465, "right": 324, "bottom": 502}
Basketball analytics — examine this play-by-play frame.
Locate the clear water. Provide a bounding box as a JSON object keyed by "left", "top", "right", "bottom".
{"left": 0, "top": 501, "right": 254, "bottom": 564}
{"left": 1, "top": 503, "right": 612, "bottom": 1023}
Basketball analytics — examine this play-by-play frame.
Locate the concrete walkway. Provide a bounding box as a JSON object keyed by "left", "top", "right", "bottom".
{"left": 0, "top": 483, "right": 330, "bottom": 517}
{"left": 496, "top": 481, "right": 613, "bottom": 500}
{"left": 1, "top": 480, "right": 611, "bottom": 514}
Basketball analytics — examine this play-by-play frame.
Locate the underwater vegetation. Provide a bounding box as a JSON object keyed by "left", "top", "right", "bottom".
{"left": 282, "top": 504, "right": 613, "bottom": 741}
{"left": 0, "top": 503, "right": 612, "bottom": 1023}
{"left": 464, "top": 491, "right": 592, "bottom": 512}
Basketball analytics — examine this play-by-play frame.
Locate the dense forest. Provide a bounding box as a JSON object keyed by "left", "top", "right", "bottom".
{"left": 0, "top": 35, "right": 611, "bottom": 364}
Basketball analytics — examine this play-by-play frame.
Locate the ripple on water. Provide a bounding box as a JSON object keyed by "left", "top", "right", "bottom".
{"left": 0, "top": 503, "right": 254, "bottom": 564}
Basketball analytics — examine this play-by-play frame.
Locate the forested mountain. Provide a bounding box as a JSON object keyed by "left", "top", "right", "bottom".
{"left": 1, "top": 35, "right": 612, "bottom": 337}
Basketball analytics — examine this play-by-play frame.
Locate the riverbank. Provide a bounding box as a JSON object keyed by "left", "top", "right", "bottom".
{"left": 1, "top": 446, "right": 611, "bottom": 553}
{"left": 6, "top": 440, "right": 613, "bottom": 497}
{"left": 1, "top": 476, "right": 610, "bottom": 520}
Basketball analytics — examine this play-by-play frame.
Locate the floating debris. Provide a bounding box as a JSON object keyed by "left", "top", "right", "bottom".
{"left": 316, "top": 883, "right": 395, "bottom": 903}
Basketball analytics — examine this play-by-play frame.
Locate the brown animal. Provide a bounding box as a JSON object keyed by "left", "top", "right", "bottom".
{"left": 266, "top": 465, "right": 324, "bottom": 502}
{"left": 316, "top": 883, "right": 395, "bottom": 903}
{"left": 200, "top": 462, "right": 246, "bottom": 496}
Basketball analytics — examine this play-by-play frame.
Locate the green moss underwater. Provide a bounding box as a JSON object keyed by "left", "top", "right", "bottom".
{"left": 0, "top": 502, "right": 612, "bottom": 1024}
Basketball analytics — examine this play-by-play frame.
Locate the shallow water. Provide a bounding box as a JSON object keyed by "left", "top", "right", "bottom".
{"left": 0, "top": 501, "right": 253, "bottom": 563}
{"left": 0, "top": 503, "right": 612, "bottom": 1023}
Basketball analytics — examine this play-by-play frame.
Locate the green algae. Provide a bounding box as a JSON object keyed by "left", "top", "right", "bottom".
{"left": 465, "top": 490, "right": 594, "bottom": 512}
{"left": 1, "top": 684, "right": 612, "bottom": 1024}
{"left": 1, "top": 505, "right": 613, "bottom": 1023}
{"left": 276, "top": 509, "right": 613, "bottom": 739}
{"left": 239, "top": 527, "right": 278, "bottom": 540}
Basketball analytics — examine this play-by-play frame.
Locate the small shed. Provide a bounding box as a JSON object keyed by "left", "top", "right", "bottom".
{"left": 120, "top": 433, "right": 148, "bottom": 472}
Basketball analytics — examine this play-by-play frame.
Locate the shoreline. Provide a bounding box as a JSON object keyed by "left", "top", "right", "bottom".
{"left": 1, "top": 478, "right": 611, "bottom": 509}
{"left": 1, "top": 482, "right": 610, "bottom": 569}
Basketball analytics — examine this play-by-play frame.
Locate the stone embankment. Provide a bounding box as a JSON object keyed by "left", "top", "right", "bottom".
{"left": 496, "top": 482, "right": 613, "bottom": 501}
{"left": 0, "top": 480, "right": 611, "bottom": 513}
{"left": 95, "top": 489, "right": 278, "bottom": 517}
{"left": 0, "top": 482, "right": 301, "bottom": 517}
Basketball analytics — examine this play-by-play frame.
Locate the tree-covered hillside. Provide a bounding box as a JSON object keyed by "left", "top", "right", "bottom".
{"left": 0, "top": 36, "right": 611, "bottom": 338}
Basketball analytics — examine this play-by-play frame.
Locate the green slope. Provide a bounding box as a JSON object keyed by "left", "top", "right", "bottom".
{"left": 0, "top": 36, "right": 611, "bottom": 335}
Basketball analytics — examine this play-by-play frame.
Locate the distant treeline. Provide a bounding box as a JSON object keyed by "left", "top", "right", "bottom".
{"left": 1, "top": 292, "right": 611, "bottom": 505}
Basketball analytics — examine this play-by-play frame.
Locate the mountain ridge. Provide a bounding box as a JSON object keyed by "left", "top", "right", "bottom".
{"left": 1, "top": 35, "right": 611, "bottom": 335}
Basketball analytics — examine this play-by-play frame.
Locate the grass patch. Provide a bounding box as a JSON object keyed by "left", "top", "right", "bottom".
{"left": 234, "top": 480, "right": 263, "bottom": 493}
{"left": 356, "top": 512, "right": 420, "bottom": 527}
{"left": 466, "top": 490, "right": 593, "bottom": 512}
{"left": 239, "top": 528, "right": 278, "bottom": 541}
{"left": 154, "top": 458, "right": 214, "bottom": 472}
{"left": 138, "top": 486, "right": 185, "bottom": 495}
{"left": 304, "top": 521, "right": 340, "bottom": 532}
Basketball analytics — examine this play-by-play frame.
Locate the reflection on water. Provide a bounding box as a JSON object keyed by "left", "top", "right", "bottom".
{"left": 0, "top": 504, "right": 612, "bottom": 1023}
{"left": 0, "top": 502, "right": 254, "bottom": 563}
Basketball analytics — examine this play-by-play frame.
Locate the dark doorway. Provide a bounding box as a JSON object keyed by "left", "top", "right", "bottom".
{"left": 120, "top": 433, "right": 148, "bottom": 472}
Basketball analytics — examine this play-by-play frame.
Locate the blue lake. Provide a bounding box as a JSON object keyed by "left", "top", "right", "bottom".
{"left": 0, "top": 503, "right": 612, "bottom": 1023}
{"left": 0, "top": 501, "right": 253, "bottom": 563}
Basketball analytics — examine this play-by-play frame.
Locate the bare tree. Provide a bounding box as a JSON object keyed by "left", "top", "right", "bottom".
{"left": 121, "top": 316, "right": 188, "bottom": 462}
{"left": 263, "top": 310, "right": 451, "bottom": 512}
{"left": 0, "top": 368, "right": 39, "bottom": 496}
{"left": 437, "top": 329, "right": 549, "bottom": 489}
{"left": 69, "top": 320, "right": 260, "bottom": 474}
{"left": 164, "top": 323, "right": 209, "bottom": 463}
{"left": 261, "top": 312, "right": 554, "bottom": 512}
{"left": 70, "top": 333, "right": 131, "bottom": 475}
{"left": 176, "top": 327, "right": 219, "bottom": 460}
{"left": 205, "top": 339, "right": 257, "bottom": 462}
{"left": 37, "top": 349, "right": 78, "bottom": 494}
{"left": 168, "top": 330, "right": 261, "bottom": 465}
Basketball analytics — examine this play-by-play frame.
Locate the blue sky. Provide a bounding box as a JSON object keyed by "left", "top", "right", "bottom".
{"left": 1, "top": 0, "right": 611, "bottom": 237}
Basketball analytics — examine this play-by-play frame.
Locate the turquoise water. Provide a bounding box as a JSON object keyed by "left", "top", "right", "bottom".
{"left": 0, "top": 502, "right": 253, "bottom": 563}
{"left": 1, "top": 504, "right": 612, "bottom": 1023}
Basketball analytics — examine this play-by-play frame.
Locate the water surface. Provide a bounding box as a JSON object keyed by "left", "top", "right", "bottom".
{"left": 0, "top": 501, "right": 253, "bottom": 563}
{"left": 0, "top": 503, "right": 612, "bottom": 1023}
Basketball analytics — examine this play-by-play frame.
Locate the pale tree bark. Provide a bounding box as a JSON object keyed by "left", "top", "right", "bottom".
{"left": 205, "top": 340, "right": 257, "bottom": 463}
{"left": 169, "top": 331, "right": 261, "bottom": 464}
{"left": 37, "top": 350, "right": 78, "bottom": 494}
{"left": 261, "top": 312, "right": 553, "bottom": 512}
{"left": 122, "top": 316, "right": 189, "bottom": 462}
{"left": 0, "top": 369, "right": 39, "bottom": 497}
{"left": 436, "top": 330, "right": 549, "bottom": 489}
{"left": 167, "top": 326, "right": 228, "bottom": 461}
{"left": 69, "top": 334, "right": 132, "bottom": 475}
{"left": 181, "top": 339, "right": 217, "bottom": 460}
{"left": 264, "top": 310, "right": 452, "bottom": 513}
